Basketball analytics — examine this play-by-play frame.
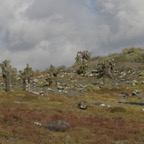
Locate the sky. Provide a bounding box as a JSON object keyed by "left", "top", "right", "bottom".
{"left": 0, "top": 0, "right": 144, "bottom": 70}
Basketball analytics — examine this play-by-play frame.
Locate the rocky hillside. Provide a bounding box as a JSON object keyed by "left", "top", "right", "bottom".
{"left": 1, "top": 47, "right": 144, "bottom": 95}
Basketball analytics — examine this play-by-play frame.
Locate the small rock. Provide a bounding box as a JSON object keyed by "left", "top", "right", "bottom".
{"left": 126, "top": 81, "right": 131, "bottom": 84}
{"left": 60, "top": 74, "right": 64, "bottom": 78}
{"left": 120, "top": 92, "right": 129, "bottom": 97}
{"left": 47, "top": 120, "right": 70, "bottom": 132}
{"left": 42, "top": 83, "right": 49, "bottom": 87}
{"left": 100, "top": 103, "right": 106, "bottom": 107}
{"left": 39, "top": 91, "right": 44, "bottom": 96}
{"left": 131, "top": 80, "right": 138, "bottom": 86}
{"left": 107, "top": 105, "right": 111, "bottom": 108}
{"left": 58, "top": 90, "right": 62, "bottom": 93}
{"left": 34, "top": 121, "right": 42, "bottom": 126}
{"left": 99, "top": 81, "right": 104, "bottom": 86}
{"left": 57, "top": 85, "right": 65, "bottom": 90}
{"left": 142, "top": 81, "right": 144, "bottom": 84}
{"left": 115, "top": 83, "right": 119, "bottom": 86}
{"left": 64, "top": 135, "right": 71, "bottom": 142}
{"left": 64, "top": 90, "right": 68, "bottom": 94}
{"left": 78, "top": 101, "right": 87, "bottom": 110}
{"left": 48, "top": 88, "right": 53, "bottom": 91}
{"left": 132, "top": 90, "right": 139, "bottom": 96}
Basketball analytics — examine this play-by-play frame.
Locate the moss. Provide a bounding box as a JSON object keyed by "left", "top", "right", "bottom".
{"left": 83, "top": 84, "right": 99, "bottom": 92}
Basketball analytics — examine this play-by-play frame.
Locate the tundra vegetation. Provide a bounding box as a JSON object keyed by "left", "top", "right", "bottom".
{"left": 0, "top": 48, "right": 144, "bottom": 143}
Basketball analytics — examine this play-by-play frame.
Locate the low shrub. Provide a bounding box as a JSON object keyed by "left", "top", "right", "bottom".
{"left": 83, "top": 84, "right": 98, "bottom": 92}
{"left": 107, "top": 106, "right": 126, "bottom": 113}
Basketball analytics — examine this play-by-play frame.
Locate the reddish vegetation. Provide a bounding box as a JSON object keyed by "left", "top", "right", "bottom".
{"left": 0, "top": 89, "right": 144, "bottom": 144}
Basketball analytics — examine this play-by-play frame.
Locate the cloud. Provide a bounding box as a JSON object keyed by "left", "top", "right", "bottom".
{"left": 0, "top": 0, "right": 144, "bottom": 70}
{"left": 93, "top": 0, "right": 144, "bottom": 53}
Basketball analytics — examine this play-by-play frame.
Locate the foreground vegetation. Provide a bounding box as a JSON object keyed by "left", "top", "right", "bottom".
{"left": 0, "top": 88, "right": 144, "bottom": 144}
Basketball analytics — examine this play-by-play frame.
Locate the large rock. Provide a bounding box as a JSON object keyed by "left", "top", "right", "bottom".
{"left": 47, "top": 120, "right": 70, "bottom": 132}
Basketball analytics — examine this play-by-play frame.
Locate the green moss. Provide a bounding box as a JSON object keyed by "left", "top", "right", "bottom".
{"left": 83, "top": 84, "right": 99, "bottom": 92}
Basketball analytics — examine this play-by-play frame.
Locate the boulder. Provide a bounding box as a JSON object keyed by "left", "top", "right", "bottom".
{"left": 47, "top": 120, "right": 70, "bottom": 132}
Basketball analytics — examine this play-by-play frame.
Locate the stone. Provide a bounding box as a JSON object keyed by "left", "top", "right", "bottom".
{"left": 42, "top": 83, "right": 49, "bottom": 87}
{"left": 131, "top": 80, "right": 138, "bottom": 86}
{"left": 99, "top": 81, "right": 104, "bottom": 85}
{"left": 57, "top": 85, "right": 65, "bottom": 90}
{"left": 34, "top": 121, "right": 42, "bottom": 126}
{"left": 78, "top": 101, "right": 87, "bottom": 110}
{"left": 132, "top": 90, "right": 139, "bottom": 96}
{"left": 120, "top": 92, "right": 129, "bottom": 97}
{"left": 47, "top": 120, "right": 70, "bottom": 132}
{"left": 39, "top": 91, "right": 44, "bottom": 96}
{"left": 142, "top": 81, "right": 144, "bottom": 84}
{"left": 100, "top": 103, "right": 106, "bottom": 107}
{"left": 47, "top": 88, "right": 53, "bottom": 91}
{"left": 33, "top": 79, "right": 39, "bottom": 83}
{"left": 115, "top": 83, "right": 119, "bottom": 86}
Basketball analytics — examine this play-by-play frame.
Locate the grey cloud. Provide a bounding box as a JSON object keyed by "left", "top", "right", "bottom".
{"left": 25, "top": 0, "right": 85, "bottom": 19}
{"left": 94, "top": 1, "right": 144, "bottom": 43}
{"left": 0, "top": 0, "right": 144, "bottom": 69}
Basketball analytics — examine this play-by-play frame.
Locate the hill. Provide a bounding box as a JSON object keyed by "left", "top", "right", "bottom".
{"left": 0, "top": 48, "right": 144, "bottom": 143}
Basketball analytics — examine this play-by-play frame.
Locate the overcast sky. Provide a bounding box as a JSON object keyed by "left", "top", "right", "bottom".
{"left": 0, "top": 0, "right": 144, "bottom": 70}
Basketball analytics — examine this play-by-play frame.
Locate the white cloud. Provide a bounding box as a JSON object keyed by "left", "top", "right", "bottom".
{"left": 0, "top": 0, "right": 144, "bottom": 70}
